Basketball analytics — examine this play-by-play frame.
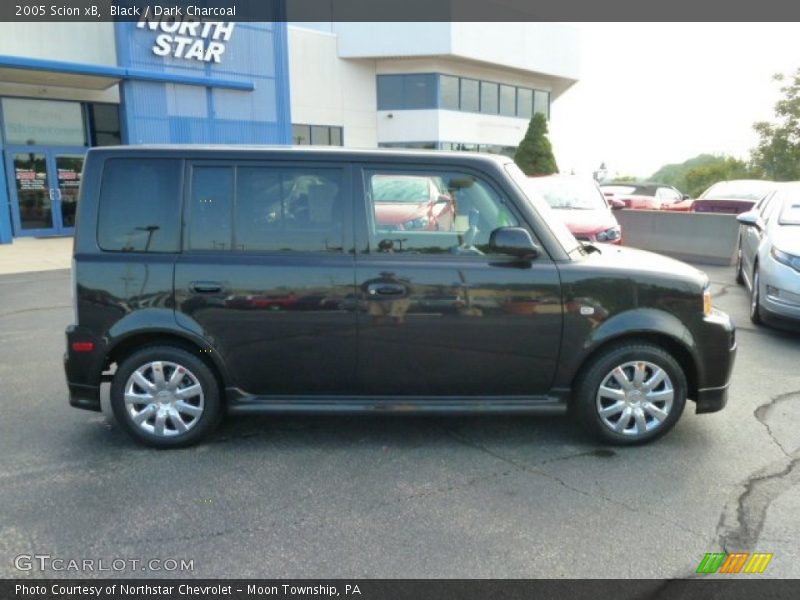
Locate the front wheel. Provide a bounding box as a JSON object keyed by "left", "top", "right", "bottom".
{"left": 735, "top": 242, "right": 744, "bottom": 285}
{"left": 750, "top": 266, "right": 763, "bottom": 325}
{"left": 574, "top": 343, "right": 687, "bottom": 445}
{"left": 110, "top": 345, "right": 222, "bottom": 448}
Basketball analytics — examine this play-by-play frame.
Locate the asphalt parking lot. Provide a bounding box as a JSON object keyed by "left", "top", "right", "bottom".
{"left": 1, "top": 263, "right": 798, "bottom": 579}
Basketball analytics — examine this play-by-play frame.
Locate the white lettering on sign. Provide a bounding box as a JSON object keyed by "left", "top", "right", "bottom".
{"left": 137, "top": 17, "right": 235, "bottom": 63}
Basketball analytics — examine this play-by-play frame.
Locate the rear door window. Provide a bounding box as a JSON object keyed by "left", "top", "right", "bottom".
{"left": 184, "top": 162, "right": 347, "bottom": 254}
{"left": 97, "top": 158, "right": 182, "bottom": 252}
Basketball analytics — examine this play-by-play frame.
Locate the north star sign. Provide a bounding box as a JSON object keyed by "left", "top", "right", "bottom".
{"left": 136, "top": 17, "right": 235, "bottom": 63}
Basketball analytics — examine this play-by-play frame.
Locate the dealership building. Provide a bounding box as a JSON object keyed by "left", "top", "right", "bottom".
{"left": 0, "top": 20, "right": 578, "bottom": 243}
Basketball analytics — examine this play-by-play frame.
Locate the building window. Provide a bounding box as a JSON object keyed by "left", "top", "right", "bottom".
{"left": 440, "top": 75, "right": 460, "bottom": 110}
{"left": 88, "top": 103, "right": 121, "bottom": 146}
{"left": 460, "top": 78, "right": 479, "bottom": 112}
{"left": 517, "top": 88, "right": 533, "bottom": 119}
{"left": 292, "top": 124, "right": 343, "bottom": 146}
{"left": 377, "top": 74, "right": 437, "bottom": 110}
{"left": 480, "top": 82, "right": 499, "bottom": 114}
{"left": 499, "top": 85, "right": 516, "bottom": 117}
{"left": 378, "top": 142, "right": 437, "bottom": 150}
{"left": 2, "top": 97, "right": 86, "bottom": 146}
{"left": 377, "top": 74, "right": 550, "bottom": 120}
{"left": 534, "top": 90, "right": 550, "bottom": 117}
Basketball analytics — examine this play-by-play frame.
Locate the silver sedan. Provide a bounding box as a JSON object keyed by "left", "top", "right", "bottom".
{"left": 736, "top": 183, "right": 800, "bottom": 327}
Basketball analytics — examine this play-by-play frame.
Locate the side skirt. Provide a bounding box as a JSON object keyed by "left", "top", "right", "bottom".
{"left": 225, "top": 390, "right": 568, "bottom": 416}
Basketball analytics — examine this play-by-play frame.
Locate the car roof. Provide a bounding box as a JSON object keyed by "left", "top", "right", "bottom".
{"left": 86, "top": 144, "right": 514, "bottom": 168}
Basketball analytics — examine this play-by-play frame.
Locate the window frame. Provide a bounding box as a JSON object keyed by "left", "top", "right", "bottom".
{"left": 183, "top": 159, "right": 353, "bottom": 256}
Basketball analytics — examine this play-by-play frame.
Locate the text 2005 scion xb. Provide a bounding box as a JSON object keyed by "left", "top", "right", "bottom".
{"left": 64, "top": 147, "right": 736, "bottom": 447}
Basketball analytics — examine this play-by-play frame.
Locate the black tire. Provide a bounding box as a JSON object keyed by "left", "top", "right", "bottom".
{"left": 750, "top": 265, "right": 762, "bottom": 325}
{"left": 110, "top": 345, "right": 222, "bottom": 448}
{"left": 573, "top": 342, "right": 687, "bottom": 445}
{"left": 735, "top": 241, "right": 744, "bottom": 285}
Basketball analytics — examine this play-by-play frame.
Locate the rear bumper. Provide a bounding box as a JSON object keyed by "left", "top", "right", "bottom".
{"left": 64, "top": 324, "right": 103, "bottom": 412}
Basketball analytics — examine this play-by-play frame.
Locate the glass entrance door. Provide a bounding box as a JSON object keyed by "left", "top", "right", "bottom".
{"left": 5, "top": 146, "right": 86, "bottom": 236}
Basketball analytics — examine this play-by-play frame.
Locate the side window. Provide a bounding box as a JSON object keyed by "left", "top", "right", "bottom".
{"left": 760, "top": 193, "right": 778, "bottom": 223}
{"left": 188, "top": 166, "right": 233, "bottom": 251}
{"left": 365, "top": 169, "right": 518, "bottom": 255}
{"left": 656, "top": 187, "right": 681, "bottom": 203}
{"left": 235, "top": 166, "right": 344, "bottom": 253}
{"left": 97, "top": 158, "right": 182, "bottom": 252}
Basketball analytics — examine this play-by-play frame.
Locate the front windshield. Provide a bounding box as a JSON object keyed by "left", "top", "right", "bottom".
{"left": 529, "top": 176, "right": 608, "bottom": 210}
{"left": 700, "top": 180, "right": 774, "bottom": 201}
{"left": 504, "top": 163, "right": 581, "bottom": 254}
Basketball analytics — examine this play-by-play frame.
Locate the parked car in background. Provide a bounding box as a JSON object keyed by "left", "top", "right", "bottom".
{"left": 600, "top": 182, "right": 687, "bottom": 210}
{"left": 736, "top": 183, "right": 800, "bottom": 328}
{"left": 372, "top": 174, "right": 455, "bottom": 231}
{"left": 528, "top": 175, "right": 623, "bottom": 244}
{"left": 692, "top": 180, "right": 775, "bottom": 215}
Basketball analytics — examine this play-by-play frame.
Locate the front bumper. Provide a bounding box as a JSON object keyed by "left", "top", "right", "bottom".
{"left": 692, "top": 308, "right": 737, "bottom": 413}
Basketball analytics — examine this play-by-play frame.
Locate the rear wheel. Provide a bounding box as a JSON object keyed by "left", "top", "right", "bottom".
{"left": 750, "top": 266, "right": 762, "bottom": 325}
{"left": 574, "top": 343, "right": 687, "bottom": 445}
{"left": 110, "top": 345, "right": 222, "bottom": 448}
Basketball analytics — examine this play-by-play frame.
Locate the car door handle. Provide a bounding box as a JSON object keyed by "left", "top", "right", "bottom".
{"left": 367, "top": 283, "right": 406, "bottom": 296}
{"left": 190, "top": 281, "right": 223, "bottom": 294}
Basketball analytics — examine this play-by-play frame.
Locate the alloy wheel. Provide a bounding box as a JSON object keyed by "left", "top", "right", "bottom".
{"left": 595, "top": 361, "right": 675, "bottom": 437}
{"left": 124, "top": 361, "right": 205, "bottom": 437}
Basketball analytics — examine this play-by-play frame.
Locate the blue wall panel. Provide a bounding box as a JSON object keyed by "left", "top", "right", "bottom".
{"left": 115, "top": 20, "right": 291, "bottom": 145}
{"left": 0, "top": 145, "right": 12, "bottom": 244}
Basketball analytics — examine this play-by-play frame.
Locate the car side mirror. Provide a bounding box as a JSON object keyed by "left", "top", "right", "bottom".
{"left": 609, "top": 198, "right": 625, "bottom": 211}
{"left": 682, "top": 193, "right": 691, "bottom": 201}
{"left": 489, "top": 227, "right": 541, "bottom": 259}
{"left": 435, "top": 194, "right": 452, "bottom": 204}
{"left": 737, "top": 210, "right": 761, "bottom": 229}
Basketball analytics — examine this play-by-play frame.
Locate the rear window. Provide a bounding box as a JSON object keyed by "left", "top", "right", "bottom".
{"left": 699, "top": 180, "right": 774, "bottom": 201}
{"left": 97, "top": 158, "right": 182, "bottom": 252}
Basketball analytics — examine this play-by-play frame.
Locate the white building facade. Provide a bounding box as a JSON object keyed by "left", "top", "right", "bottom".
{"left": 288, "top": 22, "right": 580, "bottom": 155}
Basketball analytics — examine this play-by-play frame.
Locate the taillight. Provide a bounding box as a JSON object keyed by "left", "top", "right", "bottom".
{"left": 71, "top": 342, "right": 95, "bottom": 352}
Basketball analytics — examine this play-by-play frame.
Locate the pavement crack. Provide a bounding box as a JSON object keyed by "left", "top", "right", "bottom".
{"left": 716, "top": 455, "right": 800, "bottom": 553}
{"left": 713, "top": 390, "right": 800, "bottom": 554}
{"left": 754, "top": 389, "right": 800, "bottom": 458}
{"left": 440, "top": 427, "right": 708, "bottom": 540}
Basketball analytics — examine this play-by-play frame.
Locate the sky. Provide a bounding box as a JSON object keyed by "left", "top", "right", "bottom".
{"left": 548, "top": 23, "right": 800, "bottom": 179}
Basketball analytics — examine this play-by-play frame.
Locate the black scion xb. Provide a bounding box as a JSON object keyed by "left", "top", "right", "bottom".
{"left": 64, "top": 146, "right": 736, "bottom": 447}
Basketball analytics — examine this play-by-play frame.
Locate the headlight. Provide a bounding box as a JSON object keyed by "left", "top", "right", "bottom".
{"left": 403, "top": 216, "right": 429, "bottom": 230}
{"left": 771, "top": 246, "right": 800, "bottom": 272}
{"left": 596, "top": 226, "right": 621, "bottom": 242}
{"left": 703, "top": 288, "right": 712, "bottom": 316}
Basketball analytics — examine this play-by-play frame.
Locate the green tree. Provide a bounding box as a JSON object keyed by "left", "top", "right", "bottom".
{"left": 751, "top": 70, "right": 800, "bottom": 180}
{"left": 514, "top": 113, "right": 558, "bottom": 176}
{"left": 682, "top": 157, "right": 757, "bottom": 198}
{"left": 650, "top": 154, "right": 720, "bottom": 191}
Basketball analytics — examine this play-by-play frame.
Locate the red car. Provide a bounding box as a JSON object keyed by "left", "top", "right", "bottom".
{"left": 690, "top": 179, "right": 775, "bottom": 214}
{"left": 600, "top": 182, "right": 686, "bottom": 210}
{"left": 372, "top": 175, "right": 455, "bottom": 231}
{"left": 528, "top": 175, "right": 623, "bottom": 245}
